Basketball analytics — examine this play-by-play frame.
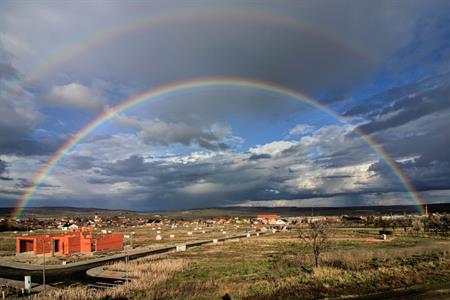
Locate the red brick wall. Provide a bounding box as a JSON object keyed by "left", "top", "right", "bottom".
{"left": 34, "top": 236, "right": 52, "bottom": 255}
{"left": 95, "top": 233, "right": 123, "bottom": 252}
{"left": 80, "top": 235, "right": 92, "bottom": 253}
{"left": 67, "top": 236, "right": 81, "bottom": 254}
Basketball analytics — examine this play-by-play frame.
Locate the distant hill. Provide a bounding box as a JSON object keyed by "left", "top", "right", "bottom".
{"left": 1, "top": 203, "right": 450, "bottom": 219}
{"left": 0, "top": 207, "right": 149, "bottom": 219}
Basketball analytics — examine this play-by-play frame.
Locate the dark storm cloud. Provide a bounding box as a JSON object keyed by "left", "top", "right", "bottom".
{"left": 0, "top": 44, "right": 63, "bottom": 156}
{"left": 0, "top": 62, "right": 18, "bottom": 80}
{"left": 13, "top": 178, "right": 59, "bottom": 189}
{"left": 348, "top": 72, "right": 450, "bottom": 193}
{"left": 0, "top": 159, "right": 7, "bottom": 174}
{"left": 283, "top": 126, "right": 374, "bottom": 169}
{"left": 369, "top": 158, "right": 450, "bottom": 192}
{"left": 70, "top": 126, "right": 394, "bottom": 209}
{"left": 0, "top": 159, "right": 12, "bottom": 180}
{"left": 98, "top": 154, "right": 226, "bottom": 184}
{"left": 53, "top": 0, "right": 448, "bottom": 103}
{"left": 100, "top": 155, "right": 149, "bottom": 177}
{"left": 70, "top": 14, "right": 374, "bottom": 101}
{"left": 355, "top": 73, "right": 450, "bottom": 134}
{"left": 0, "top": 138, "right": 61, "bottom": 156}
{"left": 22, "top": 115, "right": 449, "bottom": 209}
{"left": 65, "top": 155, "right": 97, "bottom": 170}
{"left": 347, "top": 73, "right": 450, "bottom": 160}
{"left": 345, "top": 72, "right": 450, "bottom": 118}
{"left": 248, "top": 153, "right": 272, "bottom": 161}
{"left": 139, "top": 90, "right": 301, "bottom": 130}
{"left": 320, "top": 175, "right": 354, "bottom": 179}
{"left": 371, "top": 112, "right": 450, "bottom": 192}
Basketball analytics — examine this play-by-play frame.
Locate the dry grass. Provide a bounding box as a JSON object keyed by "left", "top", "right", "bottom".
{"left": 322, "top": 242, "right": 450, "bottom": 270}
{"left": 33, "top": 257, "right": 186, "bottom": 300}
{"left": 29, "top": 229, "right": 450, "bottom": 299}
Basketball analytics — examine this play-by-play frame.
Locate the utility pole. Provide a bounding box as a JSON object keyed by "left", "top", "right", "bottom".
{"left": 42, "top": 239, "right": 46, "bottom": 297}
{"left": 125, "top": 251, "right": 129, "bottom": 284}
{"left": 124, "top": 228, "right": 129, "bottom": 284}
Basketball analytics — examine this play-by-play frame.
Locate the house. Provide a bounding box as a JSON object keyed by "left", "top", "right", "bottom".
{"left": 16, "top": 227, "right": 123, "bottom": 256}
{"left": 257, "top": 214, "right": 280, "bottom": 225}
{"left": 146, "top": 219, "right": 162, "bottom": 227}
{"left": 61, "top": 223, "right": 78, "bottom": 231}
{"left": 275, "top": 219, "right": 288, "bottom": 225}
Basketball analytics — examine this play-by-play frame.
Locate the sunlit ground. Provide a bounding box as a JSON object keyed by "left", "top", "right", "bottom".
{"left": 26, "top": 226, "right": 450, "bottom": 300}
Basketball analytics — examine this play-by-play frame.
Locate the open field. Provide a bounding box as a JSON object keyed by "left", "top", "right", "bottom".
{"left": 30, "top": 227, "right": 450, "bottom": 300}
{"left": 0, "top": 223, "right": 254, "bottom": 264}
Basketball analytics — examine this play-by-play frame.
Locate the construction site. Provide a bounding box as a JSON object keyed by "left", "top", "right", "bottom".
{"left": 16, "top": 227, "right": 124, "bottom": 256}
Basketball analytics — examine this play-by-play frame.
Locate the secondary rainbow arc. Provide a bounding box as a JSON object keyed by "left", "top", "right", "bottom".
{"left": 25, "top": 8, "right": 374, "bottom": 83}
{"left": 13, "top": 77, "right": 425, "bottom": 218}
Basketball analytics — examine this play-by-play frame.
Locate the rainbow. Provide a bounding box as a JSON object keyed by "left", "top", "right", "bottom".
{"left": 25, "top": 7, "right": 374, "bottom": 83}
{"left": 13, "top": 77, "right": 425, "bottom": 218}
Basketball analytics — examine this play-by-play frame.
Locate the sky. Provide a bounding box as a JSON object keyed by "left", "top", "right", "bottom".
{"left": 0, "top": 0, "right": 449, "bottom": 211}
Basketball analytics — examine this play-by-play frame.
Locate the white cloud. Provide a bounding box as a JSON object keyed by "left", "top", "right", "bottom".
{"left": 249, "top": 140, "right": 296, "bottom": 156}
{"left": 289, "top": 124, "right": 314, "bottom": 136}
{"left": 46, "top": 83, "right": 106, "bottom": 112}
{"left": 114, "top": 114, "right": 239, "bottom": 151}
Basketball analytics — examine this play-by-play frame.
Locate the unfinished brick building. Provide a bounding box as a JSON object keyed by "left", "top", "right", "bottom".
{"left": 16, "top": 227, "right": 123, "bottom": 256}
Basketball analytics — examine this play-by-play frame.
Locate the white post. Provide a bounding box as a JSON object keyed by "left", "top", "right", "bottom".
{"left": 176, "top": 244, "right": 186, "bottom": 252}
{"left": 24, "top": 275, "right": 31, "bottom": 296}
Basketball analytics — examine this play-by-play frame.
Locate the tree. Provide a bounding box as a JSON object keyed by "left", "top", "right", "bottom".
{"left": 412, "top": 218, "right": 424, "bottom": 236}
{"left": 399, "top": 217, "right": 413, "bottom": 232}
{"left": 365, "top": 215, "right": 375, "bottom": 227}
{"left": 300, "top": 221, "right": 329, "bottom": 268}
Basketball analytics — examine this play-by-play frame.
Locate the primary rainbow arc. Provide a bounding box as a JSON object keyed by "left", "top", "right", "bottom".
{"left": 13, "top": 77, "right": 425, "bottom": 218}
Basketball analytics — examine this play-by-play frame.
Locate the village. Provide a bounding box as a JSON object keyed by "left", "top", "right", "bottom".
{"left": 9, "top": 214, "right": 290, "bottom": 259}
{"left": 0, "top": 207, "right": 441, "bottom": 261}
